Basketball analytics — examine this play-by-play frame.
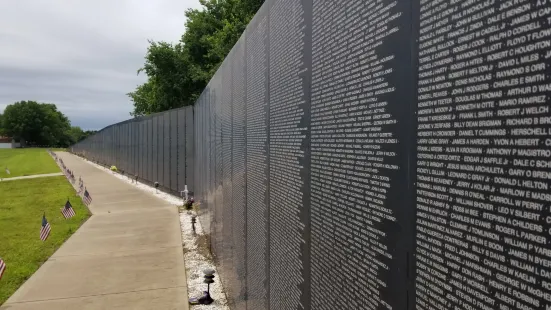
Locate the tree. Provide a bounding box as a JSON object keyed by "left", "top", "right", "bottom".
{"left": 2, "top": 101, "right": 73, "bottom": 146}
{"left": 128, "top": 42, "right": 194, "bottom": 116}
{"left": 0, "top": 113, "right": 4, "bottom": 136}
{"left": 67, "top": 127, "right": 96, "bottom": 144}
{"left": 127, "top": 80, "right": 158, "bottom": 116}
{"left": 68, "top": 126, "right": 85, "bottom": 144}
{"left": 83, "top": 130, "right": 98, "bottom": 137}
{"left": 128, "top": 0, "right": 265, "bottom": 115}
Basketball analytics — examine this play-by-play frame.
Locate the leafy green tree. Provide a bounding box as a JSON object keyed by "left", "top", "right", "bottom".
{"left": 68, "top": 127, "right": 97, "bottom": 143}
{"left": 128, "top": 0, "right": 264, "bottom": 115}
{"left": 2, "top": 101, "right": 72, "bottom": 146}
{"left": 0, "top": 113, "right": 4, "bottom": 136}
{"left": 128, "top": 42, "right": 194, "bottom": 116}
{"left": 68, "top": 126, "right": 86, "bottom": 144}
{"left": 83, "top": 130, "right": 98, "bottom": 137}
{"left": 127, "top": 80, "right": 157, "bottom": 116}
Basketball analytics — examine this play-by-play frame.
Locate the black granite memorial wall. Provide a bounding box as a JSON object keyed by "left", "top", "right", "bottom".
{"left": 71, "top": 0, "right": 551, "bottom": 309}
{"left": 71, "top": 106, "right": 195, "bottom": 195}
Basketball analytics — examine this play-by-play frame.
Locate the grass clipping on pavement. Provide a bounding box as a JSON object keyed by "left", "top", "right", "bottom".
{"left": 0, "top": 149, "right": 60, "bottom": 178}
{"left": 0, "top": 176, "right": 90, "bottom": 305}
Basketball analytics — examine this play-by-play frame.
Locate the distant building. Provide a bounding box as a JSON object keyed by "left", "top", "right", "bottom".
{"left": 0, "top": 136, "right": 20, "bottom": 149}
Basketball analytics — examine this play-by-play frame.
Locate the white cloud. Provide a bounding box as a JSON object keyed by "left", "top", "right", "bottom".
{"left": 0, "top": 0, "right": 202, "bottom": 130}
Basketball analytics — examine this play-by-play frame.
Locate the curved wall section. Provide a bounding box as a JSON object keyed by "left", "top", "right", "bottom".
{"left": 72, "top": 0, "right": 551, "bottom": 309}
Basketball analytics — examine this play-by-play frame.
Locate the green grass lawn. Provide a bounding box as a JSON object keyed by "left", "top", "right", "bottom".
{"left": 0, "top": 149, "right": 60, "bottom": 178}
{"left": 0, "top": 176, "right": 90, "bottom": 305}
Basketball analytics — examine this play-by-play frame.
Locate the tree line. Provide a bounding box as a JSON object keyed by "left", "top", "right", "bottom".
{"left": 128, "top": 0, "right": 264, "bottom": 116}
{"left": 0, "top": 101, "right": 96, "bottom": 147}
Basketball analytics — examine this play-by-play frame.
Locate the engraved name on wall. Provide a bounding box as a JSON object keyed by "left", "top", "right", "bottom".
{"left": 268, "top": 0, "right": 309, "bottom": 308}
{"left": 415, "top": 1, "right": 551, "bottom": 309}
{"left": 310, "top": 0, "right": 407, "bottom": 309}
{"left": 246, "top": 13, "right": 269, "bottom": 310}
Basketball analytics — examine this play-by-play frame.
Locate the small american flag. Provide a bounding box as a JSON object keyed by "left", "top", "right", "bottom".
{"left": 0, "top": 257, "right": 5, "bottom": 280}
{"left": 78, "top": 182, "right": 84, "bottom": 195}
{"left": 40, "top": 214, "right": 51, "bottom": 241}
{"left": 83, "top": 189, "right": 93, "bottom": 205}
{"left": 5, "top": 167, "right": 10, "bottom": 175}
{"left": 61, "top": 200, "right": 76, "bottom": 219}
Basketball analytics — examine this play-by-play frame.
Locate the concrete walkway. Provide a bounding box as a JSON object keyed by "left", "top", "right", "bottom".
{"left": 1, "top": 152, "right": 188, "bottom": 310}
{"left": 0, "top": 172, "right": 63, "bottom": 182}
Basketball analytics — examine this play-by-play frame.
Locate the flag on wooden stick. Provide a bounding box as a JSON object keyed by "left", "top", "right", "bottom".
{"left": 83, "top": 189, "right": 93, "bottom": 206}
{"left": 40, "top": 214, "right": 51, "bottom": 241}
{"left": 0, "top": 257, "right": 5, "bottom": 280}
{"left": 61, "top": 200, "right": 76, "bottom": 219}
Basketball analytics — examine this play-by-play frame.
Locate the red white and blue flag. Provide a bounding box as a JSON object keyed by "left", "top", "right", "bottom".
{"left": 83, "top": 189, "right": 93, "bottom": 206}
{"left": 61, "top": 200, "right": 76, "bottom": 219}
{"left": 40, "top": 214, "right": 51, "bottom": 241}
{"left": 0, "top": 257, "right": 5, "bottom": 280}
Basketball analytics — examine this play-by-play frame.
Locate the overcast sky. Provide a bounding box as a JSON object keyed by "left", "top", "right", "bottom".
{"left": 0, "top": 0, "right": 201, "bottom": 130}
